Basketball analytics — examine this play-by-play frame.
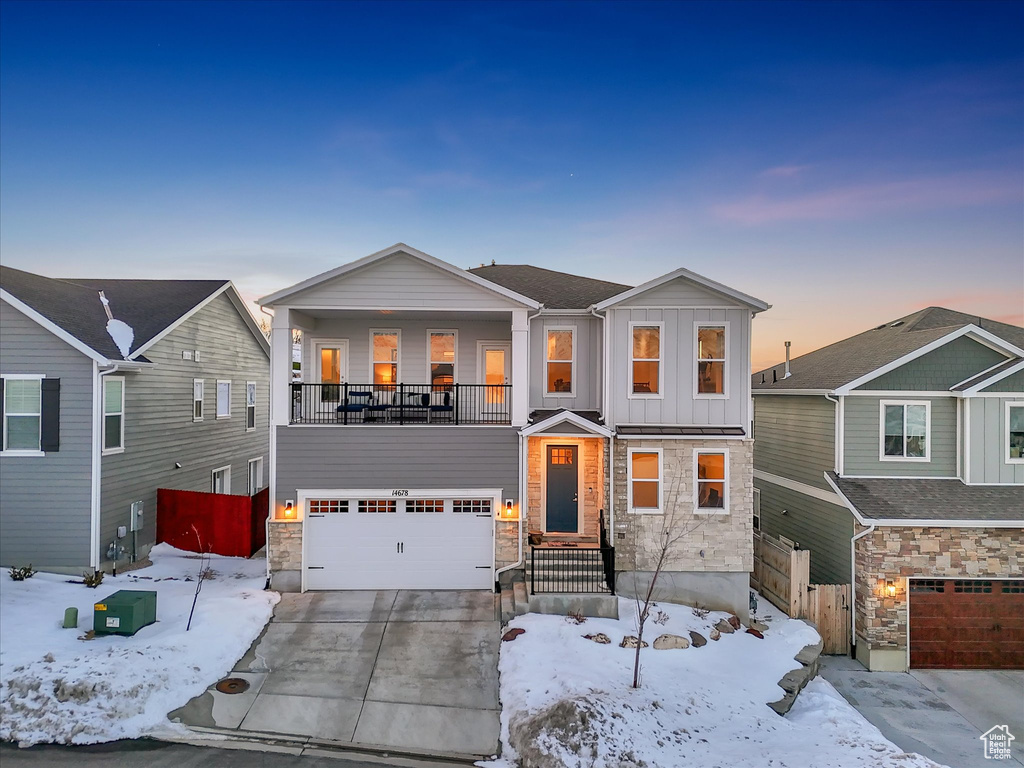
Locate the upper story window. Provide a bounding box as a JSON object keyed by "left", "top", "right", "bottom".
{"left": 217, "top": 380, "right": 231, "bottom": 419}
{"left": 628, "top": 448, "right": 662, "bottom": 513}
{"left": 881, "top": 400, "right": 930, "bottom": 461}
{"left": 695, "top": 450, "right": 728, "bottom": 513}
{"left": 1008, "top": 403, "right": 1024, "bottom": 464}
{"left": 630, "top": 324, "right": 662, "bottom": 396}
{"left": 429, "top": 331, "right": 455, "bottom": 388}
{"left": 103, "top": 377, "right": 125, "bottom": 453}
{"left": 696, "top": 325, "right": 726, "bottom": 396}
{"left": 246, "top": 382, "right": 257, "bottom": 431}
{"left": 546, "top": 328, "right": 574, "bottom": 395}
{"left": 372, "top": 330, "right": 399, "bottom": 385}
{"left": 2, "top": 376, "right": 42, "bottom": 453}
{"left": 193, "top": 379, "right": 204, "bottom": 421}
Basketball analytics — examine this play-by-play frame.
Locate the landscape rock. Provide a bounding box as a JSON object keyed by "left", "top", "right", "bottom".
{"left": 652, "top": 633, "right": 690, "bottom": 650}
{"left": 619, "top": 635, "right": 648, "bottom": 649}
{"left": 715, "top": 618, "right": 735, "bottom": 634}
{"left": 502, "top": 627, "right": 526, "bottom": 642}
{"left": 750, "top": 620, "right": 769, "bottom": 632}
{"left": 746, "top": 627, "right": 764, "bottom": 639}
{"left": 688, "top": 631, "right": 707, "bottom": 648}
{"left": 583, "top": 633, "right": 611, "bottom": 644}
{"left": 727, "top": 615, "right": 742, "bottom": 631}
{"left": 710, "top": 628, "right": 721, "bottom": 641}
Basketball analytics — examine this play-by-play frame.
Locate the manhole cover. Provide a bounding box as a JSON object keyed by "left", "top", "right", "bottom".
{"left": 215, "top": 677, "right": 251, "bottom": 694}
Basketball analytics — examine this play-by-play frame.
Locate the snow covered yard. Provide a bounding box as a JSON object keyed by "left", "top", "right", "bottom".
{"left": 0, "top": 544, "right": 278, "bottom": 746}
{"left": 484, "top": 596, "right": 943, "bottom": 768}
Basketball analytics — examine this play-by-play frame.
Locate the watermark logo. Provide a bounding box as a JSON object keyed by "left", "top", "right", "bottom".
{"left": 981, "top": 725, "right": 1015, "bottom": 760}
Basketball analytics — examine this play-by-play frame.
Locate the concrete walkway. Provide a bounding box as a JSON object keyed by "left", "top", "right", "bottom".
{"left": 172, "top": 590, "right": 501, "bottom": 760}
{"left": 820, "top": 656, "right": 1024, "bottom": 768}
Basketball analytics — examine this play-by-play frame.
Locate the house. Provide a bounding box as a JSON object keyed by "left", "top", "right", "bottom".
{"left": 0, "top": 266, "right": 271, "bottom": 574}
{"left": 259, "top": 243, "right": 769, "bottom": 620}
{"left": 751, "top": 307, "right": 1024, "bottom": 671}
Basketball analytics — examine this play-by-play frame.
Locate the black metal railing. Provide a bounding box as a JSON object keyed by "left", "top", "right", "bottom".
{"left": 598, "top": 509, "right": 616, "bottom": 590}
{"left": 530, "top": 546, "right": 615, "bottom": 594}
{"left": 290, "top": 383, "right": 512, "bottom": 425}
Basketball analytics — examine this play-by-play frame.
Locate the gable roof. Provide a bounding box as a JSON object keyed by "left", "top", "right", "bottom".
{"left": 258, "top": 243, "right": 540, "bottom": 309}
{"left": 593, "top": 266, "right": 770, "bottom": 312}
{"left": 753, "top": 307, "right": 1024, "bottom": 392}
{"left": 0, "top": 266, "right": 266, "bottom": 362}
{"left": 951, "top": 357, "right": 1024, "bottom": 392}
{"left": 468, "top": 264, "right": 631, "bottom": 309}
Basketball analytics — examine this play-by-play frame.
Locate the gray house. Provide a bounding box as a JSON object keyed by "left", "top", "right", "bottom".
{"left": 0, "top": 266, "right": 270, "bottom": 574}
{"left": 752, "top": 307, "right": 1023, "bottom": 671}
{"left": 260, "top": 244, "right": 769, "bottom": 620}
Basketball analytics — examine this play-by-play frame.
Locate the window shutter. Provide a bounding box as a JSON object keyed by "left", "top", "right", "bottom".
{"left": 41, "top": 378, "right": 60, "bottom": 452}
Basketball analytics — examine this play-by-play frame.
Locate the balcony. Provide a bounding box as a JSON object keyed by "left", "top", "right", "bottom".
{"left": 290, "top": 383, "right": 512, "bottom": 425}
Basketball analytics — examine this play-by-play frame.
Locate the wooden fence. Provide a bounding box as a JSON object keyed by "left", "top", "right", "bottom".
{"left": 752, "top": 531, "right": 850, "bottom": 654}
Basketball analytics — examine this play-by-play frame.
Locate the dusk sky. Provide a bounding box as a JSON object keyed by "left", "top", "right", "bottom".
{"left": 1, "top": 1, "right": 1021, "bottom": 371}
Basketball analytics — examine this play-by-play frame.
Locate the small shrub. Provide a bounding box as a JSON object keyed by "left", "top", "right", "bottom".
{"left": 566, "top": 609, "right": 587, "bottom": 625}
{"left": 82, "top": 570, "right": 104, "bottom": 588}
{"left": 8, "top": 564, "right": 36, "bottom": 581}
{"left": 691, "top": 604, "right": 710, "bottom": 619}
{"left": 652, "top": 609, "right": 670, "bottom": 626}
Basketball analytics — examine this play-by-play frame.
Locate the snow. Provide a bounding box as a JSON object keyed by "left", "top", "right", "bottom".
{"left": 482, "top": 596, "right": 943, "bottom": 768}
{"left": 0, "top": 544, "right": 278, "bottom": 746}
{"left": 105, "top": 318, "right": 135, "bottom": 357}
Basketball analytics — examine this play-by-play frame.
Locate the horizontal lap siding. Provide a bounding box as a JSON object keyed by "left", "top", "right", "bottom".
{"left": 755, "top": 478, "right": 853, "bottom": 584}
{"left": 844, "top": 395, "right": 956, "bottom": 477}
{"left": 753, "top": 395, "right": 835, "bottom": 490}
{"left": 275, "top": 426, "right": 519, "bottom": 507}
{"left": 0, "top": 300, "right": 93, "bottom": 569}
{"left": 99, "top": 294, "right": 270, "bottom": 564}
{"left": 969, "top": 397, "right": 1024, "bottom": 484}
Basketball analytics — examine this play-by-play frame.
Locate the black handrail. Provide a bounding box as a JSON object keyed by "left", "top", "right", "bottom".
{"left": 290, "top": 383, "right": 512, "bottom": 425}
{"left": 530, "top": 545, "right": 615, "bottom": 594}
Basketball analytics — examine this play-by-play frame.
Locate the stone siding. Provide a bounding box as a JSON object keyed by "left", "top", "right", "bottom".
{"left": 268, "top": 521, "right": 303, "bottom": 571}
{"left": 612, "top": 439, "right": 753, "bottom": 573}
{"left": 526, "top": 436, "right": 606, "bottom": 539}
{"left": 854, "top": 526, "right": 1024, "bottom": 649}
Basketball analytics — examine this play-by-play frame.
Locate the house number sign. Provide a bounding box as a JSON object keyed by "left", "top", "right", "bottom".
{"left": 391, "top": 490, "right": 409, "bottom": 496}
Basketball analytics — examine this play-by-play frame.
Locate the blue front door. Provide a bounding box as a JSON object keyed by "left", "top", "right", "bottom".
{"left": 546, "top": 445, "right": 578, "bottom": 533}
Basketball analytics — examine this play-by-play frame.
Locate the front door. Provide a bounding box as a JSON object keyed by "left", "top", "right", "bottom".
{"left": 314, "top": 340, "right": 348, "bottom": 403}
{"left": 546, "top": 445, "right": 578, "bottom": 533}
{"left": 478, "top": 342, "right": 511, "bottom": 420}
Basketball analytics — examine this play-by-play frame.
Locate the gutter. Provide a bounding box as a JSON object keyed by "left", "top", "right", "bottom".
{"left": 823, "top": 394, "right": 840, "bottom": 473}
{"left": 260, "top": 305, "right": 275, "bottom": 587}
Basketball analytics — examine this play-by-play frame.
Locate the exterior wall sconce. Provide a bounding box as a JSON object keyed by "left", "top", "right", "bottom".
{"left": 282, "top": 500, "right": 296, "bottom": 520}
{"left": 878, "top": 578, "right": 898, "bottom": 598}
{"left": 500, "top": 499, "right": 519, "bottom": 521}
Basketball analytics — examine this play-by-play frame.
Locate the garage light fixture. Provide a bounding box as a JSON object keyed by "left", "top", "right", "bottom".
{"left": 283, "top": 500, "right": 296, "bottom": 520}
{"left": 886, "top": 580, "right": 896, "bottom": 598}
{"left": 501, "top": 499, "right": 519, "bottom": 521}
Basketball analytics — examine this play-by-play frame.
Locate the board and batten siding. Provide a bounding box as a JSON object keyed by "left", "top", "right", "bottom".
{"left": 99, "top": 293, "right": 270, "bottom": 565}
{"left": 529, "top": 314, "right": 601, "bottom": 411}
{"left": 283, "top": 252, "right": 527, "bottom": 310}
{"left": 608, "top": 306, "right": 751, "bottom": 427}
{"left": 274, "top": 425, "right": 519, "bottom": 509}
{"left": 302, "top": 316, "right": 511, "bottom": 385}
{"left": 0, "top": 300, "right": 95, "bottom": 570}
{"left": 755, "top": 478, "right": 853, "bottom": 585}
{"left": 843, "top": 395, "right": 957, "bottom": 477}
{"left": 752, "top": 394, "right": 835, "bottom": 491}
{"left": 857, "top": 336, "right": 1008, "bottom": 391}
{"left": 967, "top": 396, "right": 1024, "bottom": 484}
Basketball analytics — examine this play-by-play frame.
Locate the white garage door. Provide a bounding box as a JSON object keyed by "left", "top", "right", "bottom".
{"left": 303, "top": 493, "right": 496, "bottom": 590}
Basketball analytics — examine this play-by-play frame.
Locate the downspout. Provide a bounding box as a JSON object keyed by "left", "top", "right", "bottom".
{"left": 94, "top": 363, "right": 124, "bottom": 571}
{"left": 260, "top": 305, "right": 275, "bottom": 587}
{"left": 588, "top": 306, "right": 608, "bottom": 423}
{"left": 823, "top": 394, "right": 840, "bottom": 474}
{"left": 590, "top": 306, "right": 613, "bottom": 539}
{"left": 849, "top": 523, "right": 876, "bottom": 652}
{"left": 495, "top": 431, "right": 527, "bottom": 580}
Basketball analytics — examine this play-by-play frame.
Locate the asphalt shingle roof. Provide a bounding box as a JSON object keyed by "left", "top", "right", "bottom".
{"left": 829, "top": 472, "right": 1024, "bottom": 523}
{"left": 950, "top": 357, "right": 1023, "bottom": 391}
{"left": 468, "top": 264, "right": 631, "bottom": 309}
{"left": 1, "top": 266, "right": 229, "bottom": 361}
{"left": 753, "top": 307, "right": 1024, "bottom": 391}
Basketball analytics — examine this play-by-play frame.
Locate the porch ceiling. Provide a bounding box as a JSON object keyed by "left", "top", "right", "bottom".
{"left": 291, "top": 308, "right": 513, "bottom": 323}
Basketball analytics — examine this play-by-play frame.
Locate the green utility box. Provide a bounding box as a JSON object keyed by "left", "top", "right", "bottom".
{"left": 93, "top": 590, "right": 157, "bottom": 636}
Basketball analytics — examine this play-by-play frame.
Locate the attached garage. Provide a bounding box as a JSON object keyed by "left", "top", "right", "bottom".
{"left": 909, "top": 578, "right": 1024, "bottom": 669}
{"left": 301, "top": 490, "right": 498, "bottom": 591}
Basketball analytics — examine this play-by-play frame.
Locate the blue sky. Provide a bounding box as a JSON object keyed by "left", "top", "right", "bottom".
{"left": 1, "top": 0, "right": 1021, "bottom": 368}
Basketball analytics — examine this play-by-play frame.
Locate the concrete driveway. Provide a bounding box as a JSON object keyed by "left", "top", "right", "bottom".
{"left": 820, "top": 656, "right": 1024, "bottom": 768}
{"left": 172, "top": 590, "right": 501, "bottom": 760}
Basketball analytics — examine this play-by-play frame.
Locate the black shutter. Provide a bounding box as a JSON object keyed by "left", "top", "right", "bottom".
{"left": 41, "top": 378, "right": 60, "bottom": 452}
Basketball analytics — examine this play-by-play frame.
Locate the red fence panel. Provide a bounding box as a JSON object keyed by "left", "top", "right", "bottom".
{"left": 250, "top": 487, "right": 270, "bottom": 552}
{"left": 157, "top": 488, "right": 264, "bottom": 557}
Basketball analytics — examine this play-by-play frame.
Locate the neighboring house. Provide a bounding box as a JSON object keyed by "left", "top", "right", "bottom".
{"left": 0, "top": 266, "right": 271, "bottom": 574}
{"left": 752, "top": 307, "right": 1023, "bottom": 671}
{"left": 260, "top": 243, "right": 769, "bottom": 620}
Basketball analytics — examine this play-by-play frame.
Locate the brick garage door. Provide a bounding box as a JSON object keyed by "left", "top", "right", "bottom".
{"left": 910, "top": 579, "right": 1024, "bottom": 669}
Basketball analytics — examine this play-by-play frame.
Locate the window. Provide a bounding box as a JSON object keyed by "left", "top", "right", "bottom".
{"left": 193, "top": 379, "right": 204, "bottom": 421}
{"left": 217, "top": 380, "right": 231, "bottom": 419}
{"left": 428, "top": 331, "right": 456, "bottom": 389}
{"left": 372, "top": 331, "right": 399, "bottom": 385}
{"left": 358, "top": 499, "right": 397, "bottom": 514}
{"left": 630, "top": 324, "right": 661, "bottom": 395}
{"left": 453, "top": 499, "right": 492, "bottom": 514}
{"left": 246, "top": 382, "right": 257, "bottom": 430}
{"left": 696, "top": 451, "right": 728, "bottom": 512}
{"left": 628, "top": 449, "right": 662, "bottom": 512}
{"left": 103, "top": 377, "right": 124, "bottom": 453}
{"left": 546, "top": 329, "right": 574, "bottom": 395}
{"left": 881, "top": 401, "right": 929, "bottom": 460}
{"left": 407, "top": 499, "right": 444, "bottom": 513}
{"left": 1007, "top": 403, "right": 1024, "bottom": 463}
{"left": 2, "top": 376, "right": 42, "bottom": 452}
{"left": 308, "top": 499, "right": 348, "bottom": 514}
{"left": 212, "top": 466, "right": 231, "bottom": 494}
{"left": 696, "top": 325, "right": 726, "bottom": 396}
{"left": 247, "top": 457, "right": 263, "bottom": 494}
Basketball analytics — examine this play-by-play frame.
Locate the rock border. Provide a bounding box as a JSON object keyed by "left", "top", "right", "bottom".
{"left": 767, "top": 620, "right": 823, "bottom": 716}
